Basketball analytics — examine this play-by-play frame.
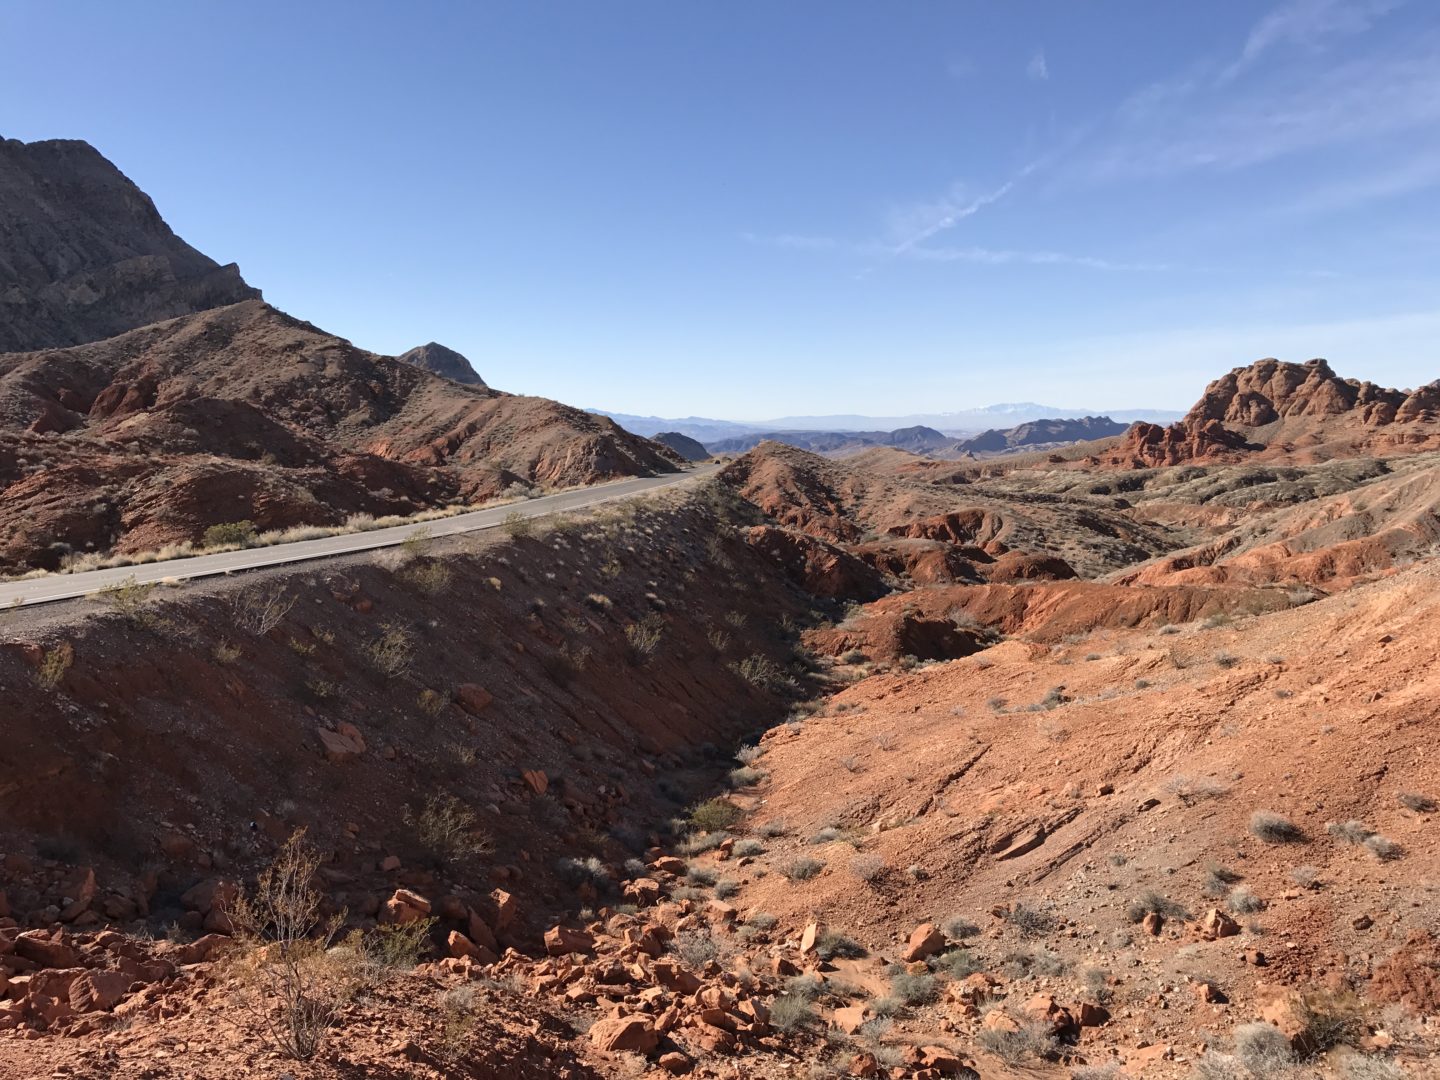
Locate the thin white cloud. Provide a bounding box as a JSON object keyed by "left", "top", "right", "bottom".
{"left": 742, "top": 231, "right": 1169, "bottom": 273}
{"left": 907, "top": 245, "right": 1171, "bottom": 272}
{"left": 1026, "top": 49, "right": 1049, "bottom": 81}
{"left": 1226, "top": 0, "right": 1402, "bottom": 78}
{"left": 884, "top": 179, "right": 1018, "bottom": 258}
{"left": 1084, "top": 27, "right": 1440, "bottom": 181}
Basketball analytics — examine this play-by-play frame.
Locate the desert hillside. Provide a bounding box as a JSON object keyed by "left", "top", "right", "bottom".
{"left": 3, "top": 375, "right": 1439, "bottom": 1077}
{"left": 0, "top": 143, "right": 680, "bottom": 572}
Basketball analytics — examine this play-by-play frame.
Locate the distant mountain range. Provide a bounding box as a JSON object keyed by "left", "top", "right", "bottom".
{"left": 704, "top": 416, "right": 1132, "bottom": 459}
{"left": 592, "top": 403, "right": 1184, "bottom": 442}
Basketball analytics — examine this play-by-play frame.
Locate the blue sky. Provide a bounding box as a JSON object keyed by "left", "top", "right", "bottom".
{"left": 4, "top": 1, "right": 1438, "bottom": 419}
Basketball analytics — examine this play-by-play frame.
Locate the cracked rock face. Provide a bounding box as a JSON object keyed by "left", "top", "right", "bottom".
{"left": 0, "top": 136, "right": 260, "bottom": 353}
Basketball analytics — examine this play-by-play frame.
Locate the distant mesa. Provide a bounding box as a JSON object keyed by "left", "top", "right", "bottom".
{"left": 397, "top": 342, "right": 486, "bottom": 387}
{"left": 0, "top": 136, "right": 261, "bottom": 353}
{"left": 651, "top": 431, "right": 710, "bottom": 461}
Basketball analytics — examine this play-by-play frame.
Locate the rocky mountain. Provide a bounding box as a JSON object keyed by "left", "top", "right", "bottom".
{"left": 952, "top": 414, "right": 1126, "bottom": 455}
{"left": 651, "top": 431, "right": 709, "bottom": 461}
{"left": 1112, "top": 358, "right": 1440, "bottom": 467}
{"left": 0, "top": 137, "right": 260, "bottom": 353}
{"left": 397, "top": 341, "right": 486, "bottom": 386}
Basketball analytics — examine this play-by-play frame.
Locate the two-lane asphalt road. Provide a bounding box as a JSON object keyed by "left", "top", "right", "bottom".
{"left": 0, "top": 463, "right": 722, "bottom": 609}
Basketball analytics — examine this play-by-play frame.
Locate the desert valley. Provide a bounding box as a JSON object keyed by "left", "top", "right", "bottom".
{"left": 0, "top": 130, "right": 1437, "bottom": 1080}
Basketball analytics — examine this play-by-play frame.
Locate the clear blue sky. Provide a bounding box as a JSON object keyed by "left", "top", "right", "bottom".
{"left": 4, "top": 1, "right": 1437, "bottom": 419}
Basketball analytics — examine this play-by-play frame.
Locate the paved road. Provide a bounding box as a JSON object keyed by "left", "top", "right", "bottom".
{"left": 0, "top": 463, "right": 722, "bottom": 609}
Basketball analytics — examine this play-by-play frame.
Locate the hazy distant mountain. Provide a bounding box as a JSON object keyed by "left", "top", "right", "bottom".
{"left": 593, "top": 404, "right": 1183, "bottom": 442}
{"left": 952, "top": 416, "right": 1128, "bottom": 455}
{"left": 707, "top": 426, "right": 955, "bottom": 456}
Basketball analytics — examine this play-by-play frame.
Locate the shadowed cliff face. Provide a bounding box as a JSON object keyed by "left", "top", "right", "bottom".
{"left": 0, "top": 137, "right": 260, "bottom": 353}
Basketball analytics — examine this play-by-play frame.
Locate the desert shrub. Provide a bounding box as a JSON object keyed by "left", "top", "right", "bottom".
{"left": 404, "top": 794, "right": 492, "bottom": 868}
{"left": 713, "top": 878, "right": 739, "bottom": 900}
{"left": 1291, "top": 865, "right": 1321, "bottom": 889}
{"left": 869, "top": 994, "right": 903, "bottom": 1017}
{"left": 435, "top": 984, "right": 480, "bottom": 1063}
{"left": 1250, "top": 811, "right": 1305, "bottom": 843}
{"left": 400, "top": 559, "right": 452, "bottom": 596}
{"left": 731, "top": 653, "right": 793, "bottom": 693}
{"left": 1214, "top": 651, "right": 1239, "bottom": 669}
{"left": 212, "top": 640, "right": 242, "bottom": 664}
{"left": 1232, "top": 1020, "right": 1296, "bottom": 1073}
{"left": 416, "top": 688, "right": 447, "bottom": 716}
{"left": 365, "top": 623, "right": 415, "bottom": 678}
{"left": 502, "top": 511, "right": 533, "bottom": 538}
{"left": 1126, "top": 891, "right": 1190, "bottom": 924}
{"left": 231, "top": 582, "right": 296, "bottom": 635}
{"left": 688, "top": 798, "right": 742, "bottom": 833}
{"left": 785, "top": 973, "right": 824, "bottom": 1000}
{"left": 1364, "top": 834, "right": 1402, "bottom": 860}
{"left": 1001, "top": 945, "right": 1070, "bottom": 978}
{"left": 226, "top": 830, "right": 352, "bottom": 1060}
{"left": 36, "top": 641, "right": 73, "bottom": 690}
{"left": 1295, "top": 989, "right": 1366, "bottom": 1055}
{"left": 678, "top": 831, "right": 727, "bottom": 856}
{"left": 890, "top": 972, "right": 936, "bottom": 1005}
{"left": 816, "top": 932, "right": 866, "bottom": 960}
{"left": 624, "top": 614, "right": 665, "bottom": 664}
{"left": 1327, "top": 819, "right": 1376, "bottom": 845}
{"left": 848, "top": 854, "right": 886, "bottom": 882}
{"left": 673, "top": 930, "right": 718, "bottom": 968}
{"left": 1340, "top": 1057, "right": 1406, "bottom": 1080}
{"left": 735, "top": 744, "right": 764, "bottom": 765}
{"left": 685, "top": 865, "right": 718, "bottom": 887}
{"left": 557, "top": 855, "right": 612, "bottom": 891}
{"left": 203, "top": 520, "right": 257, "bottom": 548}
{"left": 1227, "top": 886, "right": 1265, "bottom": 914}
{"left": 97, "top": 576, "right": 157, "bottom": 626}
{"left": 744, "top": 911, "right": 777, "bottom": 930}
{"left": 756, "top": 819, "right": 790, "bottom": 838}
{"left": 1398, "top": 791, "right": 1436, "bottom": 812}
{"left": 733, "top": 839, "right": 765, "bottom": 857}
{"left": 1204, "top": 863, "right": 1245, "bottom": 896}
{"left": 932, "top": 948, "right": 979, "bottom": 977}
{"left": 779, "top": 856, "right": 824, "bottom": 881}
{"left": 770, "top": 993, "right": 816, "bottom": 1031}
{"left": 359, "top": 918, "right": 434, "bottom": 974}
{"left": 1070, "top": 1067, "right": 1122, "bottom": 1080}
{"left": 976, "top": 1015, "right": 1056, "bottom": 1064}
{"left": 729, "top": 766, "right": 766, "bottom": 787}
{"left": 1167, "top": 774, "right": 1231, "bottom": 804}
{"left": 810, "top": 826, "right": 845, "bottom": 845}
{"left": 943, "top": 916, "right": 980, "bottom": 940}
{"left": 1007, "top": 903, "right": 1061, "bottom": 938}
{"left": 1080, "top": 966, "right": 1113, "bottom": 1004}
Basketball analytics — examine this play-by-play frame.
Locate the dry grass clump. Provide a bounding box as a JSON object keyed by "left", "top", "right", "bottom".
{"left": 36, "top": 641, "right": 73, "bottom": 690}
{"left": 687, "top": 798, "right": 742, "bottom": 833}
{"left": 848, "top": 854, "right": 886, "bottom": 882}
{"left": 365, "top": 623, "right": 415, "bottom": 678}
{"left": 779, "top": 856, "right": 824, "bottom": 882}
{"left": 1250, "top": 810, "right": 1305, "bottom": 843}
{"left": 1397, "top": 790, "right": 1436, "bottom": 812}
